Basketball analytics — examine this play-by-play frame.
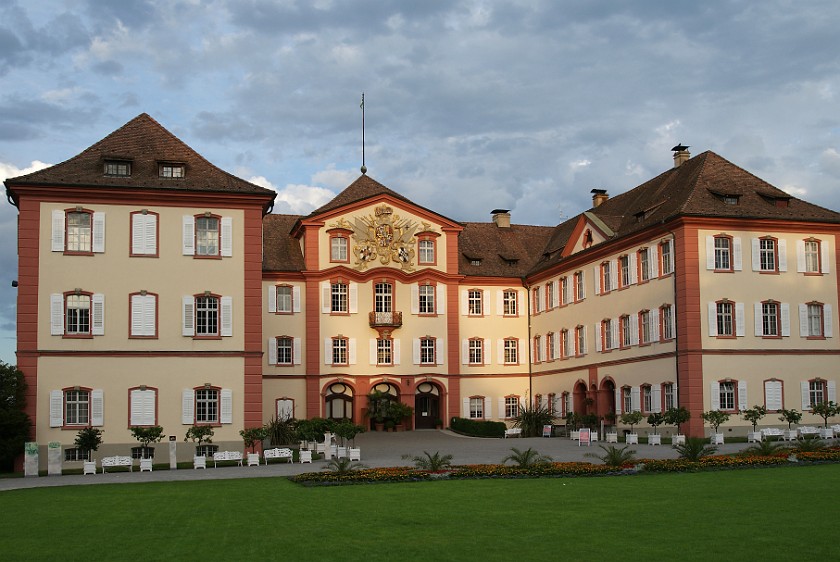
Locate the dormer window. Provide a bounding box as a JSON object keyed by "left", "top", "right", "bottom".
{"left": 159, "top": 163, "right": 185, "bottom": 178}
{"left": 104, "top": 160, "right": 131, "bottom": 177}
{"left": 470, "top": 259, "right": 481, "bottom": 267}
{"left": 723, "top": 195, "right": 739, "bottom": 205}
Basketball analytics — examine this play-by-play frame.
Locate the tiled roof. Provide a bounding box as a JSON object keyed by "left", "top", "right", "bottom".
{"left": 459, "top": 222, "right": 554, "bottom": 277}
{"left": 263, "top": 214, "right": 305, "bottom": 272}
{"left": 530, "top": 151, "right": 840, "bottom": 275}
{"left": 5, "top": 113, "right": 275, "bottom": 196}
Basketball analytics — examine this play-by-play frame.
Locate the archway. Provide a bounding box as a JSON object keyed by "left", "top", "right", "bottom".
{"left": 324, "top": 382, "right": 354, "bottom": 421}
{"left": 599, "top": 378, "right": 617, "bottom": 426}
{"left": 414, "top": 381, "right": 442, "bottom": 429}
{"left": 573, "top": 380, "right": 588, "bottom": 416}
{"left": 368, "top": 381, "right": 400, "bottom": 429}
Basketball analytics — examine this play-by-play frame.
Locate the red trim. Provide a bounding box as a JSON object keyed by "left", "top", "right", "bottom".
{"left": 466, "top": 337, "right": 486, "bottom": 366}
{"left": 192, "top": 213, "right": 222, "bottom": 259}
{"left": 59, "top": 386, "right": 93, "bottom": 429}
{"left": 417, "top": 234, "right": 437, "bottom": 266}
{"left": 274, "top": 397, "right": 296, "bottom": 419}
{"left": 243, "top": 206, "right": 265, "bottom": 429}
{"left": 128, "top": 210, "right": 160, "bottom": 258}
{"left": 328, "top": 231, "right": 351, "bottom": 263}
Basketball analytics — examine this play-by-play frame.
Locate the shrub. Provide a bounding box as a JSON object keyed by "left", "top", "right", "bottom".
{"left": 501, "top": 447, "right": 552, "bottom": 468}
{"left": 701, "top": 410, "right": 730, "bottom": 433}
{"left": 663, "top": 406, "right": 690, "bottom": 434}
{"left": 74, "top": 427, "right": 103, "bottom": 461}
{"left": 0, "top": 362, "right": 31, "bottom": 472}
{"left": 741, "top": 440, "right": 787, "bottom": 457}
{"left": 129, "top": 426, "right": 164, "bottom": 458}
{"left": 184, "top": 425, "right": 214, "bottom": 445}
{"left": 265, "top": 416, "right": 297, "bottom": 446}
{"left": 620, "top": 411, "right": 643, "bottom": 432}
{"left": 512, "top": 401, "right": 556, "bottom": 437}
{"left": 585, "top": 445, "right": 637, "bottom": 468}
{"left": 401, "top": 451, "right": 454, "bottom": 471}
{"left": 323, "top": 457, "right": 366, "bottom": 474}
{"left": 449, "top": 417, "right": 506, "bottom": 438}
{"left": 741, "top": 406, "right": 767, "bottom": 432}
{"left": 778, "top": 409, "right": 802, "bottom": 429}
{"left": 674, "top": 437, "right": 717, "bottom": 461}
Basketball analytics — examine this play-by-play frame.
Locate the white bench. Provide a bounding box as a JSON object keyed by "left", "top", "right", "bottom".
{"left": 247, "top": 453, "right": 260, "bottom": 467}
{"left": 101, "top": 455, "right": 133, "bottom": 473}
{"left": 820, "top": 427, "right": 834, "bottom": 439}
{"left": 504, "top": 428, "right": 522, "bottom": 438}
{"left": 761, "top": 428, "right": 785, "bottom": 441}
{"left": 263, "top": 447, "right": 293, "bottom": 464}
{"left": 798, "top": 426, "right": 820, "bottom": 439}
{"left": 212, "top": 451, "right": 243, "bottom": 468}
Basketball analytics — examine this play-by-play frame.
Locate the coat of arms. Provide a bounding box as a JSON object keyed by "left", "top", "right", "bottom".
{"left": 334, "top": 205, "right": 419, "bottom": 272}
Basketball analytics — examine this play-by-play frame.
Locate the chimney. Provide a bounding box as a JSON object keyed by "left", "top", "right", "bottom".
{"left": 590, "top": 189, "right": 609, "bottom": 208}
{"left": 672, "top": 143, "right": 691, "bottom": 168}
{"left": 491, "top": 209, "right": 511, "bottom": 228}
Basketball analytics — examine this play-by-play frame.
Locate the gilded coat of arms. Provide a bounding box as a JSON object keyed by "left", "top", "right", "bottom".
{"left": 333, "top": 205, "right": 420, "bottom": 272}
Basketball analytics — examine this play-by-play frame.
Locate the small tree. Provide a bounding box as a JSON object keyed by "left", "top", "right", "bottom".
{"left": 333, "top": 420, "right": 366, "bottom": 447}
{"left": 184, "top": 425, "right": 214, "bottom": 456}
{"left": 810, "top": 401, "right": 839, "bottom": 428}
{"left": 620, "top": 411, "right": 644, "bottom": 434}
{"left": 0, "top": 362, "right": 32, "bottom": 472}
{"left": 663, "top": 406, "right": 691, "bottom": 435}
{"left": 778, "top": 408, "right": 802, "bottom": 429}
{"left": 74, "top": 427, "right": 103, "bottom": 461}
{"left": 741, "top": 405, "right": 767, "bottom": 432}
{"left": 647, "top": 412, "right": 665, "bottom": 435}
{"left": 129, "top": 426, "right": 164, "bottom": 458}
{"left": 701, "top": 410, "right": 730, "bottom": 434}
{"left": 239, "top": 426, "right": 268, "bottom": 453}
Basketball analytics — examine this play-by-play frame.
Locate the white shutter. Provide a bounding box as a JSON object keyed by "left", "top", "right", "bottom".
{"left": 293, "top": 337, "right": 301, "bottom": 365}
{"left": 821, "top": 242, "right": 830, "bottom": 273}
{"left": 751, "top": 238, "right": 760, "bottom": 271}
{"left": 130, "top": 389, "right": 155, "bottom": 427}
{"left": 595, "top": 323, "right": 602, "bottom": 352}
{"left": 182, "top": 389, "right": 195, "bottom": 424}
{"left": 828, "top": 381, "right": 837, "bottom": 403}
{"left": 90, "top": 389, "right": 104, "bottom": 426}
{"left": 393, "top": 339, "right": 401, "bottom": 365}
{"left": 496, "top": 290, "right": 504, "bottom": 315}
{"left": 650, "top": 252, "right": 659, "bottom": 278}
{"left": 630, "top": 386, "right": 641, "bottom": 412}
{"left": 132, "top": 213, "right": 145, "bottom": 255}
{"left": 484, "top": 397, "right": 492, "bottom": 419}
{"left": 629, "top": 252, "right": 638, "bottom": 284}
{"left": 411, "top": 284, "right": 419, "bottom": 315}
{"left": 436, "top": 338, "right": 445, "bottom": 365}
{"left": 738, "top": 381, "right": 748, "bottom": 411}
{"left": 91, "top": 293, "right": 105, "bottom": 335}
{"left": 267, "top": 285, "right": 277, "bottom": 313}
{"left": 369, "top": 339, "right": 377, "bottom": 365}
{"left": 593, "top": 266, "right": 601, "bottom": 295}
{"left": 463, "top": 398, "right": 470, "bottom": 417}
{"left": 764, "top": 380, "right": 782, "bottom": 411}
{"left": 348, "top": 339, "right": 357, "bottom": 364}
{"left": 497, "top": 339, "right": 505, "bottom": 364}
{"left": 349, "top": 283, "right": 358, "bottom": 314}
{"left": 461, "top": 290, "right": 468, "bottom": 316}
{"left": 610, "top": 318, "right": 619, "bottom": 349}
{"left": 710, "top": 381, "right": 721, "bottom": 410}
{"left": 413, "top": 339, "right": 421, "bottom": 365}
{"left": 50, "top": 390, "right": 63, "bottom": 427}
{"left": 220, "top": 389, "right": 233, "bottom": 424}
{"left": 615, "top": 387, "right": 622, "bottom": 415}
{"left": 92, "top": 212, "right": 105, "bottom": 253}
{"left": 220, "top": 217, "right": 233, "bottom": 257}
{"left": 130, "top": 389, "right": 142, "bottom": 426}
{"left": 483, "top": 291, "right": 490, "bottom": 316}
{"left": 652, "top": 310, "right": 660, "bottom": 342}
{"left": 145, "top": 213, "right": 157, "bottom": 255}
{"left": 796, "top": 240, "right": 806, "bottom": 272}
{"left": 651, "top": 383, "right": 662, "bottom": 413}
{"left": 705, "top": 236, "right": 715, "bottom": 270}
{"left": 436, "top": 284, "right": 446, "bottom": 314}
{"left": 825, "top": 305, "right": 834, "bottom": 337}
{"left": 735, "top": 302, "right": 745, "bottom": 337}
{"left": 579, "top": 271, "right": 586, "bottom": 299}
{"left": 733, "top": 237, "right": 743, "bottom": 270}
{"left": 801, "top": 381, "right": 811, "bottom": 410}
{"left": 552, "top": 281, "right": 560, "bottom": 308}
{"left": 131, "top": 294, "right": 144, "bottom": 336}
{"left": 220, "top": 296, "right": 233, "bottom": 336}
{"left": 778, "top": 239, "right": 787, "bottom": 272}
{"left": 321, "top": 281, "right": 331, "bottom": 314}
{"left": 519, "top": 340, "right": 525, "bottom": 364}
{"left": 462, "top": 339, "right": 469, "bottom": 365}
{"left": 293, "top": 286, "right": 301, "bottom": 313}
{"left": 580, "top": 327, "right": 587, "bottom": 354}
{"left": 324, "top": 338, "right": 332, "bottom": 365}
{"left": 182, "top": 296, "right": 195, "bottom": 337}
{"left": 182, "top": 216, "right": 195, "bottom": 255}
{"left": 51, "top": 210, "right": 65, "bottom": 252}
{"left": 553, "top": 332, "right": 560, "bottom": 359}
{"left": 666, "top": 239, "right": 675, "bottom": 273}
{"left": 611, "top": 259, "right": 619, "bottom": 290}
{"left": 754, "top": 303, "right": 763, "bottom": 336}
{"left": 484, "top": 339, "right": 491, "bottom": 365}
{"left": 50, "top": 293, "right": 64, "bottom": 335}
{"left": 799, "top": 304, "right": 809, "bottom": 336}
{"left": 781, "top": 303, "right": 791, "bottom": 337}
{"left": 268, "top": 338, "right": 277, "bottom": 365}
{"left": 630, "top": 317, "right": 639, "bottom": 346}
{"left": 708, "top": 302, "right": 717, "bottom": 337}
{"left": 539, "top": 338, "right": 547, "bottom": 362}
{"left": 498, "top": 397, "right": 505, "bottom": 419}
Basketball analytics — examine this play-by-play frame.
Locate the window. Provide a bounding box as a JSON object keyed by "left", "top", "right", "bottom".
{"left": 129, "top": 387, "right": 157, "bottom": 426}
{"left": 332, "top": 337, "right": 348, "bottom": 365}
{"left": 800, "top": 239, "right": 823, "bottom": 274}
{"left": 374, "top": 282, "right": 393, "bottom": 314}
{"left": 159, "top": 163, "right": 185, "bottom": 178}
{"left": 560, "top": 329, "right": 570, "bottom": 358}
{"left": 418, "top": 284, "right": 435, "bottom": 314}
{"left": 332, "top": 283, "right": 348, "bottom": 313}
{"left": 546, "top": 281, "right": 556, "bottom": 309}
{"left": 468, "top": 339, "right": 484, "bottom": 365}
{"left": 620, "top": 255, "right": 631, "bottom": 287}
{"left": 661, "top": 305, "right": 674, "bottom": 341}
{"left": 640, "top": 310, "right": 653, "bottom": 344}
{"left": 51, "top": 209, "right": 104, "bottom": 254}
{"left": 269, "top": 336, "right": 301, "bottom": 366}
{"left": 622, "top": 387, "right": 632, "bottom": 414}
{"left": 533, "top": 336, "right": 542, "bottom": 363}
{"left": 468, "top": 290, "right": 483, "bottom": 316}
{"left": 504, "top": 396, "right": 520, "bottom": 419}
{"left": 196, "top": 216, "right": 220, "bottom": 256}
{"left": 664, "top": 383, "right": 676, "bottom": 411}
{"left": 660, "top": 239, "right": 674, "bottom": 275}
{"left": 532, "top": 286, "right": 542, "bottom": 313}
{"left": 196, "top": 296, "right": 219, "bottom": 336}
{"left": 547, "top": 393, "right": 556, "bottom": 415}
{"left": 575, "top": 325, "right": 586, "bottom": 356}
{"left": 764, "top": 380, "right": 783, "bottom": 411}
{"left": 195, "top": 388, "right": 219, "bottom": 424}
{"left": 601, "top": 319, "right": 613, "bottom": 351}
{"left": 546, "top": 332, "right": 556, "bottom": 360}
{"left": 50, "top": 388, "right": 103, "bottom": 428}
{"left": 640, "top": 248, "right": 652, "bottom": 282}
{"left": 574, "top": 271, "right": 585, "bottom": 301}
{"left": 331, "top": 235, "right": 348, "bottom": 262}
{"left": 503, "top": 290, "right": 517, "bottom": 316}
{"left": 65, "top": 389, "right": 91, "bottom": 426}
{"left": 643, "top": 385, "right": 653, "bottom": 413}
{"left": 561, "top": 277, "right": 570, "bottom": 305}
{"left": 601, "top": 262, "right": 612, "bottom": 293}
{"left": 716, "top": 301, "right": 734, "bottom": 337}
{"left": 469, "top": 397, "right": 484, "bottom": 419}
{"left": 182, "top": 294, "right": 232, "bottom": 338}
{"left": 376, "top": 338, "right": 393, "bottom": 366}
{"left": 276, "top": 337, "right": 293, "bottom": 365}
{"left": 620, "top": 315, "right": 632, "bottom": 348}
{"left": 66, "top": 293, "right": 91, "bottom": 335}
{"left": 104, "top": 160, "right": 131, "bottom": 176}
{"left": 51, "top": 291, "right": 105, "bottom": 337}
{"left": 183, "top": 215, "right": 231, "bottom": 257}
{"left": 758, "top": 238, "right": 778, "bottom": 272}
{"left": 760, "top": 301, "right": 780, "bottom": 337}
{"left": 64, "top": 448, "right": 89, "bottom": 462}
{"left": 800, "top": 302, "right": 833, "bottom": 338}
{"left": 719, "top": 381, "right": 735, "bottom": 410}
{"left": 503, "top": 339, "right": 518, "bottom": 364}
{"left": 276, "top": 398, "right": 294, "bottom": 420}
{"left": 418, "top": 238, "right": 435, "bottom": 264}
{"left": 130, "top": 211, "right": 158, "bottom": 256}
{"left": 714, "top": 236, "right": 732, "bottom": 271}
{"left": 276, "top": 286, "right": 293, "bottom": 313}
{"left": 67, "top": 211, "right": 92, "bottom": 253}
{"left": 420, "top": 338, "right": 436, "bottom": 365}
{"left": 809, "top": 380, "right": 826, "bottom": 407}
{"left": 129, "top": 292, "right": 157, "bottom": 338}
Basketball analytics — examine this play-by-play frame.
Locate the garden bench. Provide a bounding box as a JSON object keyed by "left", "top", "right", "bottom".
{"left": 263, "top": 447, "right": 293, "bottom": 464}
{"left": 819, "top": 427, "right": 834, "bottom": 439}
{"left": 761, "top": 428, "right": 784, "bottom": 441}
{"left": 504, "top": 428, "right": 522, "bottom": 438}
{"left": 798, "top": 426, "right": 820, "bottom": 439}
{"left": 212, "top": 451, "right": 243, "bottom": 467}
{"left": 101, "top": 455, "right": 133, "bottom": 473}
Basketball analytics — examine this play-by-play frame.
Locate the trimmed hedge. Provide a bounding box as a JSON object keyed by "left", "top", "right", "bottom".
{"left": 449, "top": 417, "right": 507, "bottom": 437}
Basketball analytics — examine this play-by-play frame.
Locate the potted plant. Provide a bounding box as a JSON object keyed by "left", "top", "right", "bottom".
{"left": 240, "top": 426, "right": 268, "bottom": 465}
{"left": 333, "top": 420, "right": 366, "bottom": 458}
{"left": 75, "top": 426, "right": 103, "bottom": 474}
{"left": 701, "top": 410, "right": 730, "bottom": 444}
{"left": 265, "top": 415, "right": 297, "bottom": 446}
{"left": 366, "top": 390, "right": 390, "bottom": 431}
{"left": 620, "top": 411, "right": 643, "bottom": 444}
{"left": 810, "top": 401, "right": 839, "bottom": 437}
{"left": 184, "top": 424, "right": 215, "bottom": 461}
{"left": 565, "top": 412, "right": 580, "bottom": 440}
{"left": 663, "top": 406, "right": 690, "bottom": 444}
{"left": 778, "top": 408, "right": 802, "bottom": 441}
{"left": 388, "top": 402, "right": 414, "bottom": 431}
{"left": 741, "top": 405, "right": 767, "bottom": 442}
{"left": 294, "top": 419, "right": 318, "bottom": 451}
{"left": 129, "top": 425, "right": 163, "bottom": 471}
{"left": 646, "top": 412, "right": 664, "bottom": 445}
{"left": 434, "top": 418, "right": 443, "bottom": 430}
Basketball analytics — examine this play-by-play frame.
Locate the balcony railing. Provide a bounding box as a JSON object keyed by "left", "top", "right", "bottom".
{"left": 369, "top": 311, "right": 402, "bottom": 329}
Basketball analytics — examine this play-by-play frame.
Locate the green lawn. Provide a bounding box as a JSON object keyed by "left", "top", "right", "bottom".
{"left": 1, "top": 465, "right": 837, "bottom": 561}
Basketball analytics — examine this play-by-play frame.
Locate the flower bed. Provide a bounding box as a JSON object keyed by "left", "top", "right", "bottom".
{"left": 795, "top": 450, "right": 840, "bottom": 462}
{"left": 448, "top": 462, "right": 619, "bottom": 479}
{"left": 291, "top": 466, "right": 432, "bottom": 486}
{"left": 641, "top": 455, "right": 789, "bottom": 473}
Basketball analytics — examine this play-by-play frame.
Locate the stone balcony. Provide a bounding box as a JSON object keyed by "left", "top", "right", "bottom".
{"left": 369, "top": 311, "right": 402, "bottom": 329}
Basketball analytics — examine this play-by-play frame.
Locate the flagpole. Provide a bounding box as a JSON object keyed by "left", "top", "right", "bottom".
{"left": 360, "top": 92, "right": 367, "bottom": 174}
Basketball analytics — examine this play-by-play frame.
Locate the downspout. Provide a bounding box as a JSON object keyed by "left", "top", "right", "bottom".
{"left": 666, "top": 227, "right": 679, "bottom": 408}
{"left": 524, "top": 279, "right": 533, "bottom": 402}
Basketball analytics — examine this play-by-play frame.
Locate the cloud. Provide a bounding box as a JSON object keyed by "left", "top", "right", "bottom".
{"left": 248, "top": 175, "right": 336, "bottom": 215}
{"left": 0, "top": 160, "right": 51, "bottom": 182}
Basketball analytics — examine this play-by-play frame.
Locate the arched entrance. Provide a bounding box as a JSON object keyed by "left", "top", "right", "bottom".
{"left": 325, "top": 382, "right": 354, "bottom": 421}
{"left": 599, "top": 378, "right": 617, "bottom": 426}
{"left": 414, "top": 381, "right": 441, "bottom": 429}
{"left": 368, "top": 381, "right": 399, "bottom": 429}
{"left": 573, "top": 380, "right": 588, "bottom": 415}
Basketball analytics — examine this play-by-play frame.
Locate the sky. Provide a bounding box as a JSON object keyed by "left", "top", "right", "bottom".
{"left": 2, "top": 0, "right": 840, "bottom": 365}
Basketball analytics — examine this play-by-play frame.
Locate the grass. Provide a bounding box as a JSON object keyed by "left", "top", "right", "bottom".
{"left": 1, "top": 464, "right": 837, "bottom": 561}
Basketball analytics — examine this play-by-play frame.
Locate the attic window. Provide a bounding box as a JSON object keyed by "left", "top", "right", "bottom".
{"left": 723, "top": 195, "right": 739, "bottom": 205}
{"left": 757, "top": 192, "right": 790, "bottom": 208}
{"left": 470, "top": 259, "right": 482, "bottom": 267}
{"left": 104, "top": 160, "right": 131, "bottom": 177}
{"left": 159, "top": 163, "right": 185, "bottom": 178}
{"left": 499, "top": 255, "right": 519, "bottom": 267}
